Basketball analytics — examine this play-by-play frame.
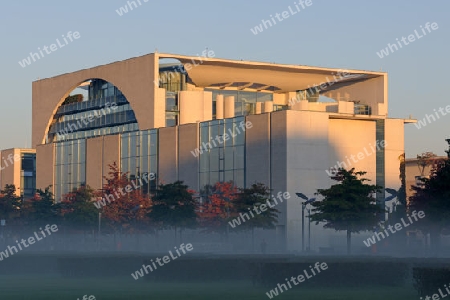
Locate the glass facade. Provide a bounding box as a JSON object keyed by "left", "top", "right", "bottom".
{"left": 54, "top": 140, "right": 86, "bottom": 201}
{"left": 199, "top": 117, "right": 246, "bottom": 190}
{"left": 165, "top": 92, "right": 179, "bottom": 127}
{"left": 206, "top": 89, "right": 274, "bottom": 118}
{"left": 47, "top": 79, "right": 138, "bottom": 143}
{"left": 20, "top": 153, "right": 36, "bottom": 199}
{"left": 121, "top": 130, "right": 158, "bottom": 195}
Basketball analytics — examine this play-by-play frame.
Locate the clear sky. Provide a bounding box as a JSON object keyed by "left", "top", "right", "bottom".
{"left": 1, "top": 0, "right": 449, "bottom": 157}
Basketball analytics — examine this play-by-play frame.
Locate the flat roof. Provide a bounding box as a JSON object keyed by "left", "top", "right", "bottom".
{"left": 158, "top": 53, "right": 385, "bottom": 93}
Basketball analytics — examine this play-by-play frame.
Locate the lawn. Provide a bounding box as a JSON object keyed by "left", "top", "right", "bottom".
{"left": 0, "top": 276, "right": 418, "bottom": 300}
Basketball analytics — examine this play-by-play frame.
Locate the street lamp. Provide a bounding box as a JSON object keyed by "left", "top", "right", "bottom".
{"left": 296, "top": 193, "right": 316, "bottom": 253}
{"left": 98, "top": 212, "right": 102, "bottom": 250}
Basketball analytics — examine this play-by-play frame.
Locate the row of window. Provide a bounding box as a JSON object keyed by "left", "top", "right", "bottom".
{"left": 53, "top": 123, "right": 139, "bottom": 142}
{"left": 61, "top": 103, "right": 132, "bottom": 122}
{"left": 50, "top": 111, "right": 137, "bottom": 135}
{"left": 56, "top": 94, "right": 127, "bottom": 116}
{"left": 199, "top": 117, "right": 246, "bottom": 189}
{"left": 53, "top": 116, "right": 247, "bottom": 200}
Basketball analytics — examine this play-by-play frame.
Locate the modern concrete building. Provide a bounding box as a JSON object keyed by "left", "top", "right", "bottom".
{"left": 32, "top": 52, "right": 414, "bottom": 251}
{"left": 0, "top": 148, "right": 36, "bottom": 199}
{"left": 405, "top": 155, "right": 448, "bottom": 200}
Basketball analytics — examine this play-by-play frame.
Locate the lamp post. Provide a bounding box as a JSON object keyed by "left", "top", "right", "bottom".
{"left": 98, "top": 212, "right": 102, "bottom": 250}
{"left": 445, "top": 139, "right": 450, "bottom": 159}
{"left": 295, "top": 193, "right": 316, "bottom": 253}
{"left": 308, "top": 207, "right": 312, "bottom": 252}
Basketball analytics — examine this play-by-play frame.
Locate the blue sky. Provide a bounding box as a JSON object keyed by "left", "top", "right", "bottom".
{"left": 1, "top": 0, "right": 449, "bottom": 157}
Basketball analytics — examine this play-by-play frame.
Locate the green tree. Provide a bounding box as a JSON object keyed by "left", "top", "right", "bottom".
{"left": 22, "top": 186, "right": 60, "bottom": 229}
{"left": 310, "top": 168, "right": 384, "bottom": 254}
{"left": 409, "top": 157, "right": 450, "bottom": 255}
{"left": 0, "top": 184, "right": 22, "bottom": 223}
{"left": 233, "top": 183, "right": 279, "bottom": 249}
{"left": 148, "top": 181, "right": 197, "bottom": 241}
{"left": 60, "top": 185, "right": 98, "bottom": 233}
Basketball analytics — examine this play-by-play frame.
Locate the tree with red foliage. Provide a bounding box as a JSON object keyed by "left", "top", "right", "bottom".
{"left": 96, "top": 162, "right": 152, "bottom": 235}
{"left": 198, "top": 181, "right": 238, "bottom": 238}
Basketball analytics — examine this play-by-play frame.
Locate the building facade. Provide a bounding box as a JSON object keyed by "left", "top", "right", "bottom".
{"left": 32, "top": 53, "right": 413, "bottom": 251}
{"left": 0, "top": 148, "right": 36, "bottom": 199}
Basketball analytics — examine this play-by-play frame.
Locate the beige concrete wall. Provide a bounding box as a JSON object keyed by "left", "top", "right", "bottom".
{"left": 263, "top": 101, "right": 274, "bottom": 113}
{"left": 273, "top": 93, "right": 285, "bottom": 105}
{"left": 154, "top": 88, "right": 167, "bottom": 128}
{"left": 224, "top": 96, "right": 235, "bottom": 118}
{"left": 270, "top": 111, "right": 288, "bottom": 250}
{"left": 328, "top": 118, "right": 377, "bottom": 182}
{"left": 324, "top": 76, "right": 387, "bottom": 116}
{"left": 0, "top": 149, "right": 21, "bottom": 193}
{"left": 179, "top": 91, "right": 213, "bottom": 125}
{"left": 36, "top": 143, "right": 54, "bottom": 192}
{"left": 338, "top": 101, "right": 354, "bottom": 114}
{"left": 32, "top": 53, "right": 159, "bottom": 148}
{"left": 178, "top": 123, "right": 199, "bottom": 189}
{"left": 158, "top": 127, "right": 178, "bottom": 183}
{"left": 246, "top": 114, "right": 271, "bottom": 187}
{"left": 86, "top": 135, "right": 121, "bottom": 191}
{"left": 384, "top": 119, "right": 405, "bottom": 198}
{"left": 284, "top": 110, "right": 330, "bottom": 251}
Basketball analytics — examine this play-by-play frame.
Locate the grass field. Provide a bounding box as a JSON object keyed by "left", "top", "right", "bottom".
{"left": 0, "top": 276, "right": 418, "bottom": 300}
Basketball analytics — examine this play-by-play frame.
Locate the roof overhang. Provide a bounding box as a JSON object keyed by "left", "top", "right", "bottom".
{"left": 157, "top": 53, "right": 385, "bottom": 93}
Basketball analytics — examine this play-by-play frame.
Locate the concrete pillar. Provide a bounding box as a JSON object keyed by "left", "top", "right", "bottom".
{"left": 216, "top": 95, "right": 224, "bottom": 119}
{"left": 291, "top": 99, "right": 309, "bottom": 111}
{"left": 263, "top": 101, "right": 274, "bottom": 113}
{"left": 255, "top": 102, "right": 262, "bottom": 114}
{"left": 224, "top": 96, "right": 235, "bottom": 118}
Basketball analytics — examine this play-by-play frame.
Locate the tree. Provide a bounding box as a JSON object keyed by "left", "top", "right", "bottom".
{"left": 417, "top": 152, "right": 438, "bottom": 177}
{"left": 148, "top": 181, "right": 197, "bottom": 241}
{"left": 310, "top": 168, "right": 384, "bottom": 254}
{"left": 198, "top": 181, "right": 238, "bottom": 238}
{"left": 22, "top": 186, "right": 60, "bottom": 229}
{"left": 0, "top": 184, "right": 22, "bottom": 223}
{"left": 409, "top": 157, "right": 450, "bottom": 255}
{"left": 60, "top": 185, "right": 98, "bottom": 233}
{"left": 233, "top": 183, "right": 279, "bottom": 249}
{"left": 97, "top": 163, "right": 152, "bottom": 235}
